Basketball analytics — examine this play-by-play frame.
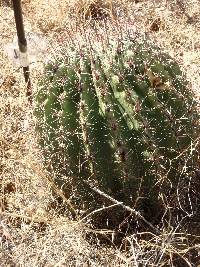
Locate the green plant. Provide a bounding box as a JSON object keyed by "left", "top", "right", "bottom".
{"left": 35, "top": 35, "right": 199, "bottom": 223}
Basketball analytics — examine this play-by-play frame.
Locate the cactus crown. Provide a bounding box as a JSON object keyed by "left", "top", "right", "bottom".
{"left": 35, "top": 31, "right": 199, "bottom": 220}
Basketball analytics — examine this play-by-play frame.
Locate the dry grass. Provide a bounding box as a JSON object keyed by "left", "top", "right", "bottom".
{"left": 0, "top": 0, "right": 200, "bottom": 266}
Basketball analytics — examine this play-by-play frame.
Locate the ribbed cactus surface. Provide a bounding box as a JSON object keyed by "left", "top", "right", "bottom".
{"left": 35, "top": 37, "right": 199, "bottom": 217}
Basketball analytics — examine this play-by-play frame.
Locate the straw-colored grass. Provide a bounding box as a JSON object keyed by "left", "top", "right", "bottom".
{"left": 0, "top": 0, "right": 200, "bottom": 266}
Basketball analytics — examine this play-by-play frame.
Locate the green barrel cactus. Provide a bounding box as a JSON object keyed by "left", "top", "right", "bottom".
{"left": 35, "top": 36, "right": 199, "bottom": 221}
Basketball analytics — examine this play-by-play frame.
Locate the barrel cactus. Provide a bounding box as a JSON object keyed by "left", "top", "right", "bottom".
{"left": 35, "top": 36, "right": 199, "bottom": 223}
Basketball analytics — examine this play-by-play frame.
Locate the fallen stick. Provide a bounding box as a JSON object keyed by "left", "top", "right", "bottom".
{"left": 83, "top": 180, "right": 161, "bottom": 235}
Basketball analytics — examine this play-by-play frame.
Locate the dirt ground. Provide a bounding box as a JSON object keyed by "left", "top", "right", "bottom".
{"left": 0, "top": 0, "right": 200, "bottom": 266}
